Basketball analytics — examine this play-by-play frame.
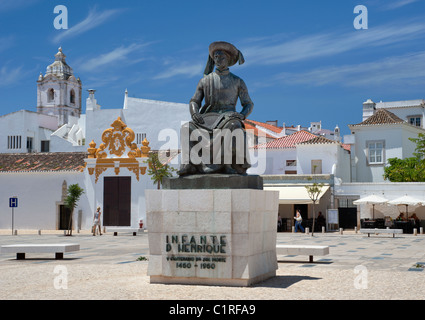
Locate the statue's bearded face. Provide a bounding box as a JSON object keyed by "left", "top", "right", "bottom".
{"left": 213, "top": 50, "right": 230, "bottom": 69}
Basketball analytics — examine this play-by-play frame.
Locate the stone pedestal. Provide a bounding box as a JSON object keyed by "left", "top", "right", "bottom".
{"left": 146, "top": 188, "right": 279, "bottom": 287}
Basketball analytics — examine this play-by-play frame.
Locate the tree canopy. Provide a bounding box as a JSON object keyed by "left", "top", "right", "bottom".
{"left": 383, "top": 133, "right": 425, "bottom": 182}
{"left": 145, "top": 152, "right": 176, "bottom": 189}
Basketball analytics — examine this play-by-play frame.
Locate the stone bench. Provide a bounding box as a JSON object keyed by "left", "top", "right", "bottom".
{"left": 276, "top": 245, "right": 329, "bottom": 263}
{"left": 1, "top": 244, "right": 80, "bottom": 260}
{"left": 106, "top": 228, "right": 143, "bottom": 236}
{"left": 360, "top": 228, "right": 403, "bottom": 238}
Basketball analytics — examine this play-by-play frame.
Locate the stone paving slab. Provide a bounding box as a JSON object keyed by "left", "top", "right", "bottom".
{"left": 0, "top": 230, "right": 424, "bottom": 300}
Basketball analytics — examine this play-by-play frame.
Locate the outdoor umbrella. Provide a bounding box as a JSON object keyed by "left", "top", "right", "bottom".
{"left": 353, "top": 195, "right": 388, "bottom": 219}
{"left": 388, "top": 195, "right": 424, "bottom": 219}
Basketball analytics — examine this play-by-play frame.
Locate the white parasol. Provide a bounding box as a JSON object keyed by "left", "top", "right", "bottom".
{"left": 388, "top": 195, "right": 425, "bottom": 219}
{"left": 353, "top": 195, "right": 389, "bottom": 219}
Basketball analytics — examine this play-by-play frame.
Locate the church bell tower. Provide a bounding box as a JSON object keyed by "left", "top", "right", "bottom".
{"left": 37, "top": 47, "right": 82, "bottom": 127}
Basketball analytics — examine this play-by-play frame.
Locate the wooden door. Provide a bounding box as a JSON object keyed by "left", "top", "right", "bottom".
{"left": 103, "top": 176, "right": 131, "bottom": 226}
{"left": 59, "top": 205, "right": 72, "bottom": 230}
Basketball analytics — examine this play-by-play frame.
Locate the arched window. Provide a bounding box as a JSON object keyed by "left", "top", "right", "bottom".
{"left": 70, "top": 89, "right": 75, "bottom": 104}
{"left": 48, "top": 88, "right": 55, "bottom": 102}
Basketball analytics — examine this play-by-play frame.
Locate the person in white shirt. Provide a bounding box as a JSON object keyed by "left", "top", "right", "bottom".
{"left": 93, "top": 206, "right": 102, "bottom": 236}
{"left": 294, "top": 210, "right": 305, "bottom": 233}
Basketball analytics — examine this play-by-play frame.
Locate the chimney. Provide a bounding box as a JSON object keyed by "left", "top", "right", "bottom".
{"left": 362, "top": 99, "right": 376, "bottom": 121}
{"left": 86, "top": 89, "right": 100, "bottom": 111}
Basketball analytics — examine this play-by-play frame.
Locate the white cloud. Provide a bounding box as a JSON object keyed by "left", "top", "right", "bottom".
{"left": 0, "top": 0, "right": 39, "bottom": 12}
{"left": 79, "top": 43, "right": 146, "bottom": 71}
{"left": 154, "top": 63, "right": 203, "bottom": 80}
{"left": 383, "top": 0, "right": 420, "bottom": 10}
{"left": 242, "top": 21, "right": 425, "bottom": 65}
{"left": 53, "top": 8, "right": 122, "bottom": 43}
{"left": 275, "top": 51, "right": 425, "bottom": 87}
{"left": 0, "top": 65, "right": 24, "bottom": 87}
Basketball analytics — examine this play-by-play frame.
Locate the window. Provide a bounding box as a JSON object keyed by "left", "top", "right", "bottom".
{"left": 41, "top": 140, "right": 50, "bottom": 152}
{"left": 368, "top": 141, "right": 384, "bottom": 164}
{"left": 70, "top": 89, "right": 75, "bottom": 104}
{"left": 7, "top": 136, "right": 22, "bottom": 150}
{"left": 48, "top": 88, "right": 55, "bottom": 102}
{"left": 136, "top": 133, "right": 146, "bottom": 144}
{"left": 27, "top": 137, "right": 34, "bottom": 152}
{"left": 286, "top": 160, "right": 297, "bottom": 167}
{"left": 408, "top": 116, "right": 421, "bottom": 127}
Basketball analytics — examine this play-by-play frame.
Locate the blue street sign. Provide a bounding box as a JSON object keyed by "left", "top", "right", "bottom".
{"left": 9, "top": 197, "right": 18, "bottom": 208}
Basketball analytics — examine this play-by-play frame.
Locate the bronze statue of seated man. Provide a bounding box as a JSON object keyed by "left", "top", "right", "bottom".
{"left": 178, "top": 41, "right": 254, "bottom": 176}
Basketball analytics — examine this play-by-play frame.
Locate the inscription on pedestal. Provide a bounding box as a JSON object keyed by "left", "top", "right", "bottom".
{"left": 164, "top": 233, "right": 230, "bottom": 278}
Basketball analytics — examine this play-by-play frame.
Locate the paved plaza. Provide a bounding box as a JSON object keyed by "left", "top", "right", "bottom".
{"left": 0, "top": 229, "right": 424, "bottom": 300}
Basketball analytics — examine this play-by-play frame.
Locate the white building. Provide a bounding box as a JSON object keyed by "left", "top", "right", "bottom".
{"left": 249, "top": 130, "right": 317, "bottom": 175}
{"left": 249, "top": 129, "right": 350, "bottom": 231}
{"left": 296, "top": 135, "right": 351, "bottom": 182}
{"left": 335, "top": 100, "right": 425, "bottom": 229}
{"left": 0, "top": 110, "right": 58, "bottom": 153}
{"left": 362, "top": 98, "right": 425, "bottom": 128}
{"left": 346, "top": 107, "right": 425, "bottom": 183}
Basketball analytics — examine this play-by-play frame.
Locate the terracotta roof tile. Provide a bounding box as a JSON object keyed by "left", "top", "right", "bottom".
{"left": 253, "top": 130, "right": 317, "bottom": 149}
{"left": 297, "top": 135, "right": 338, "bottom": 145}
{"left": 244, "top": 119, "right": 283, "bottom": 134}
{"left": 351, "top": 108, "right": 404, "bottom": 126}
{"left": 244, "top": 122, "right": 275, "bottom": 139}
{"left": 0, "top": 152, "right": 87, "bottom": 172}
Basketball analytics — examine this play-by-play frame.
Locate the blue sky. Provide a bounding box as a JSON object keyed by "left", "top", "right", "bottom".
{"left": 1, "top": 0, "right": 425, "bottom": 137}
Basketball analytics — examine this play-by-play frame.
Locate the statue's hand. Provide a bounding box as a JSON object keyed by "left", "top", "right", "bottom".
{"left": 192, "top": 112, "right": 205, "bottom": 124}
{"left": 229, "top": 112, "right": 245, "bottom": 120}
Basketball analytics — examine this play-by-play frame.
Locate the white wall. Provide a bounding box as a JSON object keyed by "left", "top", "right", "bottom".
{"left": 248, "top": 148, "right": 297, "bottom": 175}
{"left": 296, "top": 143, "right": 351, "bottom": 181}
{"left": 0, "top": 171, "right": 88, "bottom": 230}
{"left": 123, "top": 97, "right": 190, "bottom": 151}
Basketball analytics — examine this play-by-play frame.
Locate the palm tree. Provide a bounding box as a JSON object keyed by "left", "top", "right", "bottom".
{"left": 145, "top": 151, "right": 176, "bottom": 189}
{"left": 64, "top": 184, "right": 84, "bottom": 236}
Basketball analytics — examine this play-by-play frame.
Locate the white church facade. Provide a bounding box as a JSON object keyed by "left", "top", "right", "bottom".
{"left": 0, "top": 48, "right": 190, "bottom": 232}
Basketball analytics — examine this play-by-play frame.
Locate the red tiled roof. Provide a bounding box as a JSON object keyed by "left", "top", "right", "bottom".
{"left": 297, "top": 135, "right": 338, "bottom": 145}
{"left": 244, "top": 122, "right": 275, "bottom": 139}
{"left": 351, "top": 108, "right": 404, "bottom": 126}
{"left": 297, "top": 135, "right": 351, "bottom": 153}
{"left": 342, "top": 144, "right": 351, "bottom": 152}
{"left": 253, "top": 130, "right": 317, "bottom": 149}
{"left": 0, "top": 152, "right": 87, "bottom": 172}
{"left": 244, "top": 119, "right": 283, "bottom": 134}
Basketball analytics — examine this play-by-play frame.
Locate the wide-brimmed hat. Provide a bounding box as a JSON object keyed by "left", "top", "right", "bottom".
{"left": 204, "top": 41, "right": 245, "bottom": 75}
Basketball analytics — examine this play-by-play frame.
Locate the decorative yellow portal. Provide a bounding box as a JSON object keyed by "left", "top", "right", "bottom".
{"left": 85, "top": 117, "right": 150, "bottom": 183}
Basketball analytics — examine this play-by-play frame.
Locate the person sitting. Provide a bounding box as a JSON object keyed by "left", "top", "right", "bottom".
{"left": 317, "top": 211, "right": 326, "bottom": 230}
{"left": 396, "top": 212, "right": 406, "bottom": 221}
{"left": 177, "top": 41, "right": 254, "bottom": 176}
